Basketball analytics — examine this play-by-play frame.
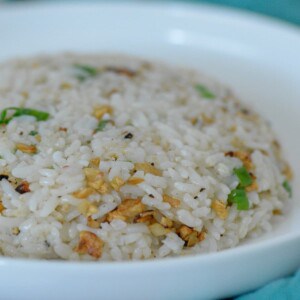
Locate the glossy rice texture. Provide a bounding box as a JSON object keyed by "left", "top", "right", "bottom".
{"left": 0, "top": 54, "right": 291, "bottom": 260}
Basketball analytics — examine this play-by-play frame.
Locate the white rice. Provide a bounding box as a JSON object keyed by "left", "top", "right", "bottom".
{"left": 0, "top": 53, "right": 291, "bottom": 261}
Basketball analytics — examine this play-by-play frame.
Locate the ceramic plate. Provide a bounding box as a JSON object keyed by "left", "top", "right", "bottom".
{"left": 0, "top": 2, "right": 299, "bottom": 299}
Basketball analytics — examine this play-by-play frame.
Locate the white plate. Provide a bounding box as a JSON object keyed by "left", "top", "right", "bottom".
{"left": 0, "top": 2, "right": 300, "bottom": 299}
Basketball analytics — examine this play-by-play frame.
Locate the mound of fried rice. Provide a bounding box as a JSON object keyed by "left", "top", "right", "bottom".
{"left": 0, "top": 54, "right": 292, "bottom": 261}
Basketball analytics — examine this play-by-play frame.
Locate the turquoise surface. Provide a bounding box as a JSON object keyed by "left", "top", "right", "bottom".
{"left": 191, "top": 0, "right": 300, "bottom": 25}
{"left": 237, "top": 270, "right": 300, "bottom": 300}
{"left": 4, "top": 0, "right": 300, "bottom": 25}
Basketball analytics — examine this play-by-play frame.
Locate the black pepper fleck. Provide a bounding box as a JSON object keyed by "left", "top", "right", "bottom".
{"left": 44, "top": 240, "right": 51, "bottom": 248}
{"left": 0, "top": 175, "right": 9, "bottom": 181}
{"left": 225, "top": 151, "right": 234, "bottom": 157}
{"left": 200, "top": 188, "right": 206, "bottom": 192}
{"left": 124, "top": 133, "right": 133, "bottom": 139}
{"left": 194, "top": 196, "right": 198, "bottom": 199}
{"left": 149, "top": 194, "right": 154, "bottom": 198}
{"left": 241, "top": 108, "right": 250, "bottom": 115}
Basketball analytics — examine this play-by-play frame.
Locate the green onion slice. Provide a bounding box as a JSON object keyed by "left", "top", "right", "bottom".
{"left": 234, "top": 166, "right": 253, "bottom": 188}
{"left": 195, "top": 84, "right": 215, "bottom": 99}
{"left": 228, "top": 188, "right": 249, "bottom": 210}
{"left": 283, "top": 180, "right": 292, "bottom": 197}
{"left": 95, "top": 120, "right": 110, "bottom": 132}
{"left": 0, "top": 107, "right": 50, "bottom": 125}
{"left": 74, "top": 64, "right": 98, "bottom": 80}
{"left": 29, "top": 130, "right": 38, "bottom": 136}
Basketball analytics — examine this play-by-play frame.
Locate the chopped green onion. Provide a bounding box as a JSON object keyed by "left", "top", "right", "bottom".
{"left": 76, "top": 74, "right": 87, "bottom": 82}
{"left": 195, "top": 84, "right": 215, "bottom": 99}
{"left": 29, "top": 130, "right": 38, "bottom": 136}
{"left": 283, "top": 180, "right": 292, "bottom": 197}
{"left": 0, "top": 109, "right": 7, "bottom": 123}
{"left": 95, "top": 120, "right": 110, "bottom": 132}
{"left": 234, "top": 166, "right": 253, "bottom": 188}
{"left": 228, "top": 188, "right": 249, "bottom": 210}
{"left": 0, "top": 107, "right": 50, "bottom": 125}
{"left": 74, "top": 64, "right": 98, "bottom": 80}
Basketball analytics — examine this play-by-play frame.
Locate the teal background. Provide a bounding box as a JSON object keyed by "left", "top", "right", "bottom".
{"left": 191, "top": 0, "right": 300, "bottom": 25}
{"left": 5, "top": 0, "right": 300, "bottom": 25}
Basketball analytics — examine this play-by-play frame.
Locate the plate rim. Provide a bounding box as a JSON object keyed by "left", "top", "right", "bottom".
{"left": 1, "top": 0, "right": 300, "bottom": 35}
{"left": 0, "top": 0, "right": 299, "bottom": 267}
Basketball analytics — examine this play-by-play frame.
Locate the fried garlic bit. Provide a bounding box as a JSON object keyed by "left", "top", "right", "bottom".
{"left": 136, "top": 210, "right": 174, "bottom": 237}
{"left": 12, "top": 227, "right": 20, "bottom": 235}
{"left": 134, "top": 210, "right": 174, "bottom": 233}
{"left": 148, "top": 223, "right": 171, "bottom": 237}
{"left": 272, "top": 209, "right": 282, "bottom": 215}
{"left": 56, "top": 203, "right": 70, "bottom": 214}
{"left": 35, "top": 135, "right": 42, "bottom": 142}
{"left": 197, "top": 230, "right": 206, "bottom": 243}
{"left": 283, "top": 163, "right": 293, "bottom": 181}
{"left": 211, "top": 200, "right": 228, "bottom": 220}
{"left": 245, "top": 178, "right": 258, "bottom": 192}
{"left": 110, "top": 176, "right": 125, "bottom": 192}
{"left": 15, "top": 181, "right": 31, "bottom": 194}
{"left": 74, "top": 231, "right": 103, "bottom": 259}
{"left": 16, "top": 143, "right": 37, "bottom": 154}
{"left": 127, "top": 177, "right": 145, "bottom": 185}
{"left": 242, "top": 172, "right": 258, "bottom": 193}
{"left": 160, "top": 216, "right": 173, "bottom": 228}
{"left": 153, "top": 211, "right": 173, "bottom": 228}
{"left": 78, "top": 200, "right": 99, "bottom": 217}
{"left": 134, "top": 210, "right": 155, "bottom": 224}
{"left": 93, "top": 105, "right": 113, "bottom": 120}
{"left": 84, "top": 168, "right": 109, "bottom": 194}
{"left": 72, "top": 187, "right": 95, "bottom": 199}
{"left": 21, "top": 91, "right": 29, "bottom": 99}
{"left": 87, "top": 216, "right": 101, "bottom": 229}
{"left": 107, "top": 199, "right": 145, "bottom": 222}
{"left": 190, "top": 117, "right": 198, "bottom": 125}
{"left": 162, "top": 194, "right": 181, "bottom": 208}
{"left": 0, "top": 202, "right": 5, "bottom": 213}
{"left": 84, "top": 167, "right": 102, "bottom": 182}
{"left": 133, "top": 163, "right": 162, "bottom": 176}
{"left": 178, "top": 225, "right": 205, "bottom": 247}
{"left": 89, "top": 157, "right": 101, "bottom": 168}
{"left": 225, "top": 151, "right": 253, "bottom": 170}
{"left": 105, "top": 66, "right": 137, "bottom": 77}
{"left": 60, "top": 82, "right": 72, "bottom": 90}
{"left": 201, "top": 114, "right": 215, "bottom": 125}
